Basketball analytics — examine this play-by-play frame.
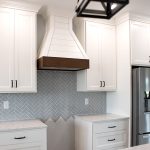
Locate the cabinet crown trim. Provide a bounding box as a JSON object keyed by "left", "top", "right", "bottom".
{"left": 0, "top": 0, "right": 41, "bottom": 12}
{"left": 116, "top": 12, "right": 150, "bottom": 25}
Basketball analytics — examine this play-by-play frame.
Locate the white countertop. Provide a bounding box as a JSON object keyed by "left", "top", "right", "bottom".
{"left": 75, "top": 114, "right": 129, "bottom": 122}
{"left": 123, "top": 144, "right": 150, "bottom": 150}
{"left": 0, "top": 119, "right": 47, "bottom": 132}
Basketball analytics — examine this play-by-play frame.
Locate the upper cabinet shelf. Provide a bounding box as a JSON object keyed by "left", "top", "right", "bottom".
{"left": 73, "top": 18, "right": 117, "bottom": 92}
{"left": 0, "top": 3, "right": 39, "bottom": 93}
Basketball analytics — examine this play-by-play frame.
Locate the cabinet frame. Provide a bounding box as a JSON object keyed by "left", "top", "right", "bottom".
{"left": 130, "top": 20, "right": 150, "bottom": 66}
{"left": 0, "top": 5, "right": 38, "bottom": 93}
{"left": 74, "top": 19, "right": 117, "bottom": 92}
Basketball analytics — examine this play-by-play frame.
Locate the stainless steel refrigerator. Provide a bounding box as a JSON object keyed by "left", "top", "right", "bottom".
{"left": 132, "top": 67, "right": 150, "bottom": 146}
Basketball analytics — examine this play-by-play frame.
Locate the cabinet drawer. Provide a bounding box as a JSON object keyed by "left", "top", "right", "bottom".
{"left": 0, "top": 142, "right": 41, "bottom": 150}
{"left": 0, "top": 129, "right": 46, "bottom": 146}
{"left": 93, "top": 131, "right": 127, "bottom": 150}
{"left": 96, "top": 146, "right": 127, "bottom": 150}
{"left": 93, "top": 120, "right": 127, "bottom": 134}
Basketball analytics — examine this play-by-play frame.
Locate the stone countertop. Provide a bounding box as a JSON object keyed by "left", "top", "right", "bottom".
{"left": 75, "top": 113, "right": 129, "bottom": 122}
{"left": 0, "top": 120, "right": 47, "bottom": 132}
{"left": 122, "top": 144, "right": 150, "bottom": 150}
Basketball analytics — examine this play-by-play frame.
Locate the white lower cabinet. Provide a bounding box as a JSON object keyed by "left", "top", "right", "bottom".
{"left": 0, "top": 129, "right": 47, "bottom": 150}
{"left": 94, "top": 131, "right": 127, "bottom": 150}
{"left": 0, "top": 143, "right": 42, "bottom": 150}
{"left": 97, "top": 146, "right": 126, "bottom": 150}
{"left": 75, "top": 115, "right": 129, "bottom": 150}
{"left": 0, "top": 120, "right": 47, "bottom": 150}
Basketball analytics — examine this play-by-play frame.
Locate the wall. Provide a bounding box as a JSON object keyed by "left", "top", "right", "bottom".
{"left": 0, "top": 71, "right": 106, "bottom": 122}
{"left": 37, "top": 14, "right": 45, "bottom": 52}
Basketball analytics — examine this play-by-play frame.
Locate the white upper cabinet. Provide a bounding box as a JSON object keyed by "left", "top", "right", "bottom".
{"left": 86, "top": 22, "right": 102, "bottom": 91}
{"left": 101, "top": 25, "right": 116, "bottom": 90}
{"left": 0, "top": 3, "right": 39, "bottom": 93}
{"left": 0, "top": 7, "right": 14, "bottom": 92}
{"left": 131, "top": 21, "right": 150, "bottom": 66}
{"left": 73, "top": 19, "right": 116, "bottom": 92}
{"left": 15, "top": 10, "right": 36, "bottom": 92}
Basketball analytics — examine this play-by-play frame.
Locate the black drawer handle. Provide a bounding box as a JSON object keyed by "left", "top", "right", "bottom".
{"left": 14, "top": 136, "right": 26, "bottom": 140}
{"left": 108, "top": 126, "right": 117, "bottom": 128}
{"left": 108, "top": 138, "right": 116, "bottom": 142}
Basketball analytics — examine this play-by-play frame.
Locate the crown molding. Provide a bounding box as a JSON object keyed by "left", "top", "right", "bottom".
{"left": 115, "top": 12, "right": 130, "bottom": 25}
{"left": 129, "top": 13, "right": 150, "bottom": 24}
{"left": 81, "top": 17, "right": 116, "bottom": 26}
{"left": 0, "top": 0, "right": 41, "bottom": 13}
{"left": 116, "top": 12, "right": 150, "bottom": 25}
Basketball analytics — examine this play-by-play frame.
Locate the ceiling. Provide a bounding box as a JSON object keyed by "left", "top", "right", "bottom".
{"left": 11, "top": 0, "right": 150, "bottom": 16}
{"left": 128, "top": 0, "right": 150, "bottom": 16}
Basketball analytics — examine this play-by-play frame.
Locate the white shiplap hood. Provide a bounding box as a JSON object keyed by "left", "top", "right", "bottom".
{"left": 38, "top": 8, "right": 89, "bottom": 70}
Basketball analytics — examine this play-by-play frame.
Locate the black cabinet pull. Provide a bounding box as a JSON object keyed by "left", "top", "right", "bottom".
{"left": 15, "top": 80, "right": 18, "bottom": 88}
{"left": 108, "top": 138, "right": 116, "bottom": 142}
{"left": 14, "top": 136, "right": 26, "bottom": 140}
{"left": 11, "top": 80, "right": 13, "bottom": 88}
{"left": 100, "top": 81, "right": 102, "bottom": 87}
{"left": 103, "top": 81, "right": 105, "bottom": 87}
{"left": 108, "top": 126, "right": 117, "bottom": 128}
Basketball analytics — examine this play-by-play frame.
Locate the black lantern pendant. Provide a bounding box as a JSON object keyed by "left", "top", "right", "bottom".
{"left": 75, "top": 0, "right": 129, "bottom": 19}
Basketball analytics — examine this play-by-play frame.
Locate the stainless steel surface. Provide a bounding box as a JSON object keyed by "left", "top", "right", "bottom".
{"left": 132, "top": 67, "right": 150, "bottom": 146}
{"left": 138, "top": 134, "right": 150, "bottom": 145}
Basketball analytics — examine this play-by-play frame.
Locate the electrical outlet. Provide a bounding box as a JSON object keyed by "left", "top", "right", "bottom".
{"left": 85, "top": 98, "right": 89, "bottom": 105}
{"left": 3, "top": 101, "right": 9, "bottom": 109}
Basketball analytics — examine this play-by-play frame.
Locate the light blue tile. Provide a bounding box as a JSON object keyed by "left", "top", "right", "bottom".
{"left": 0, "top": 71, "right": 106, "bottom": 121}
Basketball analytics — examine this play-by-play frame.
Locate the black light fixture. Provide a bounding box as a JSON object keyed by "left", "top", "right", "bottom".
{"left": 75, "top": 0, "right": 129, "bottom": 19}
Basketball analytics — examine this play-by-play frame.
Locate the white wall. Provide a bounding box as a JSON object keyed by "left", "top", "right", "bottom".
{"left": 37, "top": 14, "right": 45, "bottom": 51}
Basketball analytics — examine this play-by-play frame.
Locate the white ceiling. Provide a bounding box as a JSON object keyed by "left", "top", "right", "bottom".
{"left": 128, "top": 0, "right": 150, "bottom": 16}
{"left": 10, "top": 0, "right": 150, "bottom": 16}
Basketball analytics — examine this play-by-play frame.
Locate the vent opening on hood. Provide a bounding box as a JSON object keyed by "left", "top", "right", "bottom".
{"left": 37, "top": 13, "right": 89, "bottom": 71}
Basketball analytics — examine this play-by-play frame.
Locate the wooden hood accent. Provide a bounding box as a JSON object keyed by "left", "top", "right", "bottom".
{"left": 37, "top": 57, "right": 89, "bottom": 71}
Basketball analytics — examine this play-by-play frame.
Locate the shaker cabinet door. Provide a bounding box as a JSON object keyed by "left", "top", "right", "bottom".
{"left": 86, "top": 22, "right": 102, "bottom": 91}
{"left": 85, "top": 22, "right": 116, "bottom": 91}
{"left": 131, "top": 21, "right": 150, "bottom": 66}
{"left": 0, "top": 7, "right": 15, "bottom": 92}
{"left": 101, "top": 25, "right": 116, "bottom": 91}
{"left": 0, "top": 5, "right": 37, "bottom": 93}
{"left": 14, "top": 10, "right": 37, "bottom": 92}
{"left": 75, "top": 19, "right": 117, "bottom": 92}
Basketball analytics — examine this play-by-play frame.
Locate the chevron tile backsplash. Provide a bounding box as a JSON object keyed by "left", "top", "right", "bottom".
{"left": 0, "top": 71, "right": 106, "bottom": 121}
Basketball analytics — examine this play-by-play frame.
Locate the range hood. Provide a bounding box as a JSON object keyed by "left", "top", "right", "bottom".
{"left": 38, "top": 10, "right": 89, "bottom": 71}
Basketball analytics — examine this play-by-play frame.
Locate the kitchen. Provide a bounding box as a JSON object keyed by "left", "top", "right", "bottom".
{"left": 0, "top": 0, "right": 150, "bottom": 150}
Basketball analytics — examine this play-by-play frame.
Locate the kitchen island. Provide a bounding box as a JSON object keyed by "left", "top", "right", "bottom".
{"left": 123, "top": 144, "right": 150, "bottom": 150}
